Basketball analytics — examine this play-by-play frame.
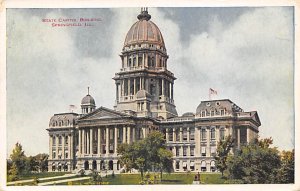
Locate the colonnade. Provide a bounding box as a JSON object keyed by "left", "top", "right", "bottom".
{"left": 78, "top": 126, "right": 147, "bottom": 156}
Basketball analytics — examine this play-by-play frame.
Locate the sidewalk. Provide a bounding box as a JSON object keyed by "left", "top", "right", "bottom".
{"left": 7, "top": 173, "right": 76, "bottom": 186}
{"left": 38, "top": 176, "right": 90, "bottom": 186}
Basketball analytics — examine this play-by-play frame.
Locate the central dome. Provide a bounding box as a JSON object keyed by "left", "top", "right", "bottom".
{"left": 124, "top": 9, "right": 165, "bottom": 48}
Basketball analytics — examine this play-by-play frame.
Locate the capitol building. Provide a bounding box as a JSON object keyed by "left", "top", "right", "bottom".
{"left": 47, "top": 9, "right": 261, "bottom": 173}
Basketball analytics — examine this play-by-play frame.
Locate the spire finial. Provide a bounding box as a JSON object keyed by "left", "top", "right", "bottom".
{"left": 137, "top": 7, "right": 151, "bottom": 21}
{"left": 87, "top": 87, "right": 90, "bottom": 95}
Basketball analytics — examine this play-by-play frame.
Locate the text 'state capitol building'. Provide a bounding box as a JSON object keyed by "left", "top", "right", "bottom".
{"left": 47, "top": 9, "right": 261, "bottom": 173}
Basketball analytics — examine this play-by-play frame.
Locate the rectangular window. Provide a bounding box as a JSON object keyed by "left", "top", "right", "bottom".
{"left": 176, "top": 130, "right": 180, "bottom": 142}
{"left": 221, "top": 110, "right": 225, "bottom": 116}
{"left": 201, "top": 147, "right": 206, "bottom": 157}
{"left": 52, "top": 137, "right": 56, "bottom": 145}
{"left": 169, "top": 131, "right": 173, "bottom": 141}
{"left": 190, "top": 147, "right": 195, "bottom": 156}
{"left": 176, "top": 147, "right": 179, "bottom": 156}
{"left": 201, "top": 129, "right": 206, "bottom": 141}
{"left": 65, "top": 152, "right": 68, "bottom": 159}
{"left": 183, "top": 129, "right": 187, "bottom": 141}
{"left": 190, "top": 128, "right": 195, "bottom": 140}
{"left": 201, "top": 111, "right": 205, "bottom": 117}
{"left": 183, "top": 147, "right": 187, "bottom": 156}
{"left": 211, "top": 111, "right": 214, "bottom": 116}
{"left": 220, "top": 128, "right": 225, "bottom": 141}
{"left": 65, "top": 136, "right": 68, "bottom": 145}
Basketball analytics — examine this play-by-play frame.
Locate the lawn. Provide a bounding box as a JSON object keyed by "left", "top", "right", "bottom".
{"left": 58, "top": 173, "right": 225, "bottom": 185}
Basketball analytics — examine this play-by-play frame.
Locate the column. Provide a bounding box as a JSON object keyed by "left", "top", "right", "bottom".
{"left": 78, "top": 130, "right": 81, "bottom": 156}
{"left": 180, "top": 127, "right": 183, "bottom": 142}
{"left": 87, "top": 130, "right": 90, "bottom": 154}
{"left": 127, "top": 126, "right": 131, "bottom": 144}
{"left": 171, "top": 83, "right": 174, "bottom": 100}
{"left": 173, "top": 128, "right": 176, "bottom": 142}
{"left": 55, "top": 135, "right": 59, "bottom": 159}
{"left": 82, "top": 130, "right": 85, "bottom": 154}
{"left": 128, "top": 78, "right": 131, "bottom": 95}
{"left": 162, "top": 78, "right": 165, "bottom": 96}
{"left": 106, "top": 127, "right": 109, "bottom": 155}
{"left": 98, "top": 128, "right": 101, "bottom": 155}
{"left": 207, "top": 127, "right": 210, "bottom": 157}
{"left": 49, "top": 135, "right": 53, "bottom": 159}
{"left": 90, "top": 128, "right": 93, "bottom": 155}
{"left": 216, "top": 127, "right": 219, "bottom": 142}
{"left": 68, "top": 135, "right": 71, "bottom": 159}
{"left": 132, "top": 127, "right": 136, "bottom": 142}
{"left": 143, "top": 127, "right": 146, "bottom": 138}
{"left": 140, "top": 77, "right": 142, "bottom": 90}
{"left": 180, "top": 146, "right": 183, "bottom": 156}
{"left": 166, "top": 128, "right": 169, "bottom": 142}
{"left": 114, "top": 126, "right": 118, "bottom": 154}
{"left": 237, "top": 127, "right": 240, "bottom": 149}
{"left": 247, "top": 126, "right": 250, "bottom": 143}
{"left": 187, "top": 127, "right": 190, "bottom": 142}
{"left": 179, "top": 160, "right": 183, "bottom": 171}
{"left": 123, "top": 126, "right": 126, "bottom": 143}
{"left": 134, "top": 78, "right": 136, "bottom": 94}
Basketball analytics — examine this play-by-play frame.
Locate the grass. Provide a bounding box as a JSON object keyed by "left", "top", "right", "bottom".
{"left": 57, "top": 173, "right": 225, "bottom": 185}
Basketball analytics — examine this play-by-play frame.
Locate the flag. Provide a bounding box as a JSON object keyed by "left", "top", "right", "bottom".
{"left": 209, "top": 88, "right": 218, "bottom": 95}
{"left": 69, "top": 105, "right": 77, "bottom": 112}
{"left": 209, "top": 88, "right": 218, "bottom": 100}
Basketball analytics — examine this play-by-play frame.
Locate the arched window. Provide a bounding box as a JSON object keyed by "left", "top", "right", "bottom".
{"left": 52, "top": 136, "right": 56, "bottom": 145}
{"left": 58, "top": 136, "right": 62, "bottom": 145}
{"left": 210, "top": 128, "right": 216, "bottom": 140}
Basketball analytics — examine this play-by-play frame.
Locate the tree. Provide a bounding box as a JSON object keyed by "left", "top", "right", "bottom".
{"left": 226, "top": 137, "right": 281, "bottom": 184}
{"left": 8, "top": 162, "right": 19, "bottom": 181}
{"left": 10, "top": 142, "right": 26, "bottom": 174}
{"left": 34, "top": 153, "right": 49, "bottom": 172}
{"left": 214, "top": 135, "right": 234, "bottom": 177}
{"left": 277, "top": 149, "right": 294, "bottom": 183}
{"left": 157, "top": 148, "right": 173, "bottom": 181}
{"left": 25, "top": 156, "right": 39, "bottom": 173}
{"left": 117, "top": 131, "right": 173, "bottom": 180}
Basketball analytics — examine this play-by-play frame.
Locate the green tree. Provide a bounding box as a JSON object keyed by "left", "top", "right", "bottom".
{"left": 277, "top": 149, "right": 294, "bottom": 183}
{"left": 214, "top": 135, "right": 234, "bottom": 177}
{"left": 10, "top": 142, "right": 26, "bottom": 174}
{"left": 8, "top": 162, "right": 19, "bottom": 181}
{"left": 117, "top": 131, "right": 173, "bottom": 180}
{"left": 157, "top": 148, "right": 173, "bottom": 181}
{"left": 25, "top": 156, "right": 39, "bottom": 173}
{"left": 226, "top": 137, "right": 281, "bottom": 184}
{"left": 34, "top": 153, "right": 48, "bottom": 172}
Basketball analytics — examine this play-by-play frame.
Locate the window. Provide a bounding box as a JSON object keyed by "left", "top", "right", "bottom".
{"left": 201, "top": 111, "right": 205, "bottom": 117}
{"left": 176, "top": 161, "right": 180, "bottom": 169}
{"left": 53, "top": 151, "right": 56, "bottom": 159}
{"left": 211, "top": 110, "right": 215, "bottom": 116}
{"left": 201, "top": 160, "right": 206, "bottom": 172}
{"left": 183, "top": 128, "right": 187, "bottom": 141}
{"left": 133, "top": 57, "right": 136, "bottom": 66}
{"left": 220, "top": 128, "right": 225, "bottom": 141}
{"left": 58, "top": 136, "right": 62, "bottom": 145}
{"left": 201, "top": 128, "right": 206, "bottom": 141}
{"left": 65, "top": 136, "right": 68, "bottom": 145}
{"left": 176, "top": 147, "right": 179, "bottom": 156}
{"left": 169, "top": 131, "right": 173, "bottom": 141}
{"left": 128, "top": 58, "right": 132, "bottom": 67}
{"left": 190, "top": 128, "right": 195, "bottom": 141}
{"left": 190, "top": 147, "right": 195, "bottom": 156}
{"left": 183, "top": 147, "right": 187, "bottom": 156}
{"left": 221, "top": 109, "right": 225, "bottom": 116}
{"left": 211, "top": 147, "right": 216, "bottom": 156}
{"left": 210, "top": 128, "right": 216, "bottom": 140}
{"left": 201, "top": 147, "right": 206, "bottom": 157}
{"left": 65, "top": 152, "right": 68, "bottom": 159}
{"left": 176, "top": 129, "right": 180, "bottom": 142}
{"left": 52, "top": 136, "right": 56, "bottom": 145}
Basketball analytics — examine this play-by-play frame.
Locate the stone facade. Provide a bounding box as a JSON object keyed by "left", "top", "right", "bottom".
{"left": 47, "top": 9, "right": 261, "bottom": 173}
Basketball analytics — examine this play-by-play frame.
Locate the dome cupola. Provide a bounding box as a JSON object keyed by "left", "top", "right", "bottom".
{"left": 81, "top": 87, "right": 96, "bottom": 114}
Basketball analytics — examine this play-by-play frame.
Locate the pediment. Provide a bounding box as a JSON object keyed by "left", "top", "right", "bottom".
{"left": 251, "top": 111, "right": 261, "bottom": 126}
{"left": 78, "top": 107, "right": 127, "bottom": 121}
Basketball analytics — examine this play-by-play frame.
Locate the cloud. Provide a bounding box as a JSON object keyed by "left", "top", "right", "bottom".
{"left": 6, "top": 7, "right": 294, "bottom": 156}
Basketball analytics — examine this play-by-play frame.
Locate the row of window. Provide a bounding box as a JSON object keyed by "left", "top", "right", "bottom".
{"left": 52, "top": 135, "right": 69, "bottom": 145}
{"left": 200, "top": 109, "right": 226, "bottom": 117}
{"left": 52, "top": 150, "right": 68, "bottom": 159}
{"left": 124, "top": 55, "right": 166, "bottom": 68}
{"left": 174, "top": 160, "right": 216, "bottom": 172}
{"left": 171, "top": 146, "right": 195, "bottom": 157}
{"left": 201, "top": 128, "right": 225, "bottom": 141}
{"left": 123, "top": 44, "right": 166, "bottom": 52}
{"left": 168, "top": 128, "right": 195, "bottom": 142}
{"left": 52, "top": 120, "right": 71, "bottom": 127}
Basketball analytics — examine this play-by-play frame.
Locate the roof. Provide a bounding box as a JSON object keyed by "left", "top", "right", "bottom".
{"left": 124, "top": 10, "right": 165, "bottom": 48}
{"left": 81, "top": 94, "right": 95, "bottom": 105}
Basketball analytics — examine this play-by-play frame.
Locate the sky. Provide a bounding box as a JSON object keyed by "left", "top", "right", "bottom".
{"left": 6, "top": 7, "right": 294, "bottom": 156}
